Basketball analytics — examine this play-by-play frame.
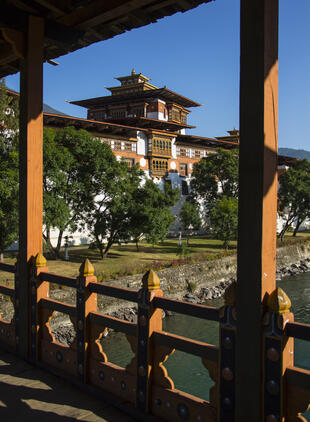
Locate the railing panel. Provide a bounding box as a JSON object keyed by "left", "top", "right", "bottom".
{"left": 0, "top": 284, "right": 14, "bottom": 297}
{"left": 153, "top": 296, "right": 219, "bottom": 321}
{"left": 39, "top": 271, "right": 76, "bottom": 288}
{"left": 286, "top": 366, "right": 310, "bottom": 421}
{"left": 39, "top": 298, "right": 76, "bottom": 317}
{"left": 88, "top": 282, "right": 139, "bottom": 303}
{"left": 151, "top": 385, "right": 217, "bottom": 422}
{"left": 89, "top": 311, "right": 136, "bottom": 337}
{"left": 0, "top": 262, "right": 15, "bottom": 273}
{"left": 153, "top": 331, "right": 218, "bottom": 361}
{"left": 286, "top": 322, "right": 310, "bottom": 342}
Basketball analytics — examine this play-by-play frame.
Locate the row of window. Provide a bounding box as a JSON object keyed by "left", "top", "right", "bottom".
{"left": 151, "top": 159, "right": 169, "bottom": 173}
{"left": 177, "top": 147, "right": 211, "bottom": 159}
{"left": 150, "top": 138, "right": 172, "bottom": 154}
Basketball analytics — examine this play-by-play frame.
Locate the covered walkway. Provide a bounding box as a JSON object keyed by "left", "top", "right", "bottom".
{"left": 0, "top": 350, "right": 134, "bottom": 421}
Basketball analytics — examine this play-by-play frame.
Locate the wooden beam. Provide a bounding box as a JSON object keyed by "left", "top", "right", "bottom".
{"left": 19, "top": 15, "right": 44, "bottom": 359}
{"left": 0, "top": 44, "right": 16, "bottom": 65}
{"left": 1, "top": 28, "right": 25, "bottom": 58}
{"left": 236, "top": 1, "right": 279, "bottom": 420}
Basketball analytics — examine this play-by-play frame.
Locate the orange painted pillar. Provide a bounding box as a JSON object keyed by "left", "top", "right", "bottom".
{"left": 18, "top": 15, "right": 44, "bottom": 358}
{"left": 236, "top": 1, "right": 279, "bottom": 420}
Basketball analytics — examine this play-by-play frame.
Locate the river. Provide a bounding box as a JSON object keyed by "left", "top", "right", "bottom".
{"left": 102, "top": 272, "right": 310, "bottom": 420}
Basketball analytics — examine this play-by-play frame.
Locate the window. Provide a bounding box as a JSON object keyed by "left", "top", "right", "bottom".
{"left": 123, "top": 158, "right": 135, "bottom": 168}
{"left": 195, "top": 150, "right": 201, "bottom": 158}
{"left": 180, "top": 163, "right": 188, "bottom": 177}
{"left": 124, "top": 142, "right": 132, "bottom": 152}
{"left": 114, "top": 141, "right": 122, "bottom": 151}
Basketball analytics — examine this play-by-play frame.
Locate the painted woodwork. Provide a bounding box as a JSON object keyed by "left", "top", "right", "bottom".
{"left": 76, "top": 259, "right": 97, "bottom": 382}
{"left": 136, "top": 269, "right": 163, "bottom": 412}
{"left": 263, "top": 287, "right": 294, "bottom": 421}
{"left": 218, "top": 282, "right": 237, "bottom": 422}
{"left": 18, "top": 15, "right": 44, "bottom": 359}
{"left": 236, "top": 1, "right": 279, "bottom": 419}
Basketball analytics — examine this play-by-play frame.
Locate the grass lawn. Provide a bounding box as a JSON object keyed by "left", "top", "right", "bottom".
{"left": 1, "top": 237, "right": 236, "bottom": 282}
{"left": 1, "top": 232, "right": 309, "bottom": 283}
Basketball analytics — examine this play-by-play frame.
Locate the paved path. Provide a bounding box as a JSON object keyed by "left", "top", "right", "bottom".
{"left": 0, "top": 350, "right": 135, "bottom": 421}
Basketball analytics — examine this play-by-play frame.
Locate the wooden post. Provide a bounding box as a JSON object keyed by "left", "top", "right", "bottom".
{"left": 136, "top": 270, "right": 163, "bottom": 413}
{"left": 29, "top": 253, "right": 49, "bottom": 362}
{"left": 218, "top": 282, "right": 237, "bottom": 422}
{"left": 263, "top": 287, "right": 294, "bottom": 421}
{"left": 237, "top": 1, "right": 279, "bottom": 420}
{"left": 76, "top": 259, "right": 97, "bottom": 383}
{"left": 19, "top": 15, "right": 44, "bottom": 359}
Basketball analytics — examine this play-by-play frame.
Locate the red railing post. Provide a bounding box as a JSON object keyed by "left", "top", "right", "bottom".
{"left": 76, "top": 259, "right": 97, "bottom": 383}
{"left": 263, "top": 287, "right": 294, "bottom": 420}
{"left": 136, "top": 269, "right": 163, "bottom": 413}
{"left": 218, "top": 281, "right": 237, "bottom": 422}
{"left": 29, "top": 253, "right": 49, "bottom": 362}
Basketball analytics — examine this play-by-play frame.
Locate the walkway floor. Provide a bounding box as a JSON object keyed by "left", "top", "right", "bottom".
{"left": 0, "top": 350, "right": 135, "bottom": 421}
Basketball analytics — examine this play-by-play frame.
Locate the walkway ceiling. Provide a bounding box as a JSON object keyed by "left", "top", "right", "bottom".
{"left": 0, "top": 0, "right": 212, "bottom": 78}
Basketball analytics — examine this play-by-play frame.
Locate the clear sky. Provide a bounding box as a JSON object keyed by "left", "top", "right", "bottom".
{"left": 5, "top": 0, "right": 310, "bottom": 150}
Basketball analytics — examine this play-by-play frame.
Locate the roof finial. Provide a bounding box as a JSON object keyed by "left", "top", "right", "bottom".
{"left": 131, "top": 67, "right": 136, "bottom": 75}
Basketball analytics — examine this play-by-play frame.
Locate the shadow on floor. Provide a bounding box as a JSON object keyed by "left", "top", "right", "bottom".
{"left": 0, "top": 351, "right": 134, "bottom": 422}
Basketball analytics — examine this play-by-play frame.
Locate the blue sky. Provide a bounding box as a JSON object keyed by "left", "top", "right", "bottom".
{"left": 5, "top": 0, "right": 310, "bottom": 150}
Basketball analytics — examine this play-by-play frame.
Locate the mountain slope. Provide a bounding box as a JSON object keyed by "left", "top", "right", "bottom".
{"left": 279, "top": 148, "right": 310, "bottom": 161}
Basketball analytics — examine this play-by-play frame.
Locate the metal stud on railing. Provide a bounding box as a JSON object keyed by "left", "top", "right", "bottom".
{"left": 29, "top": 253, "right": 48, "bottom": 362}
{"left": 219, "top": 281, "right": 237, "bottom": 421}
{"left": 76, "top": 258, "right": 97, "bottom": 383}
{"left": 263, "top": 287, "right": 294, "bottom": 421}
{"left": 136, "top": 269, "right": 162, "bottom": 413}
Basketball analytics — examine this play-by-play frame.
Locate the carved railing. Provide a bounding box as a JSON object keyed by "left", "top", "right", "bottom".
{"left": 0, "top": 257, "right": 309, "bottom": 421}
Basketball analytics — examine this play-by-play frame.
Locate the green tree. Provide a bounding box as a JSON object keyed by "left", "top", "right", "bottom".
{"left": 210, "top": 196, "right": 238, "bottom": 249}
{"left": 190, "top": 148, "right": 239, "bottom": 207}
{"left": 278, "top": 159, "right": 310, "bottom": 239}
{"left": 86, "top": 162, "right": 144, "bottom": 258}
{"left": 0, "top": 80, "right": 19, "bottom": 259}
{"left": 132, "top": 181, "right": 179, "bottom": 248}
{"left": 43, "top": 127, "right": 117, "bottom": 258}
{"left": 179, "top": 200, "right": 202, "bottom": 245}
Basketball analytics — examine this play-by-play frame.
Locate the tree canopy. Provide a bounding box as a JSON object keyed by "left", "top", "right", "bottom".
{"left": 190, "top": 148, "right": 239, "bottom": 207}
{"left": 210, "top": 196, "right": 238, "bottom": 249}
{"left": 278, "top": 159, "right": 310, "bottom": 239}
{"left": 43, "top": 127, "right": 117, "bottom": 257}
{"left": 0, "top": 80, "right": 19, "bottom": 257}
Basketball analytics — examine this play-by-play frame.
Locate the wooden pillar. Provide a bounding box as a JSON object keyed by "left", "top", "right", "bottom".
{"left": 19, "top": 16, "right": 44, "bottom": 359}
{"left": 237, "top": 1, "right": 279, "bottom": 421}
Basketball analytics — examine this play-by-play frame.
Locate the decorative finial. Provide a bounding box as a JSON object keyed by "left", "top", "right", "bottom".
{"left": 79, "top": 258, "right": 94, "bottom": 277}
{"left": 224, "top": 281, "right": 237, "bottom": 306}
{"left": 142, "top": 269, "right": 160, "bottom": 291}
{"left": 35, "top": 252, "right": 46, "bottom": 267}
{"left": 267, "top": 287, "right": 291, "bottom": 314}
{"left": 131, "top": 67, "right": 136, "bottom": 75}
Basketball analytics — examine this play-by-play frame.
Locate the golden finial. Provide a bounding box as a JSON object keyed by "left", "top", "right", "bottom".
{"left": 79, "top": 258, "right": 94, "bottom": 277}
{"left": 142, "top": 269, "right": 160, "bottom": 290}
{"left": 224, "top": 281, "right": 237, "bottom": 306}
{"left": 35, "top": 252, "right": 46, "bottom": 267}
{"left": 131, "top": 67, "right": 136, "bottom": 75}
{"left": 267, "top": 287, "right": 291, "bottom": 314}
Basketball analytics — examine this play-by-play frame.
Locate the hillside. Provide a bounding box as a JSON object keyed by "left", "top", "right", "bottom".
{"left": 279, "top": 148, "right": 310, "bottom": 161}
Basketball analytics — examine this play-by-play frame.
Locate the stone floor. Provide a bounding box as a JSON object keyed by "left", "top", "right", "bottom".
{"left": 0, "top": 350, "right": 135, "bottom": 421}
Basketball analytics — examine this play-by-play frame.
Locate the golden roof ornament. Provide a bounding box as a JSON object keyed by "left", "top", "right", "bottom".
{"left": 142, "top": 269, "right": 160, "bottom": 290}
{"left": 267, "top": 287, "right": 291, "bottom": 314}
{"left": 131, "top": 67, "right": 136, "bottom": 75}
{"left": 79, "top": 258, "right": 94, "bottom": 277}
{"left": 35, "top": 252, "right": 46, "bottom": 267}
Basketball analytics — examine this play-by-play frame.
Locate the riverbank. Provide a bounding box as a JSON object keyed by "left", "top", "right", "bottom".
{"left": 0, "top": 240, "right": 309, "bottom": 345}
